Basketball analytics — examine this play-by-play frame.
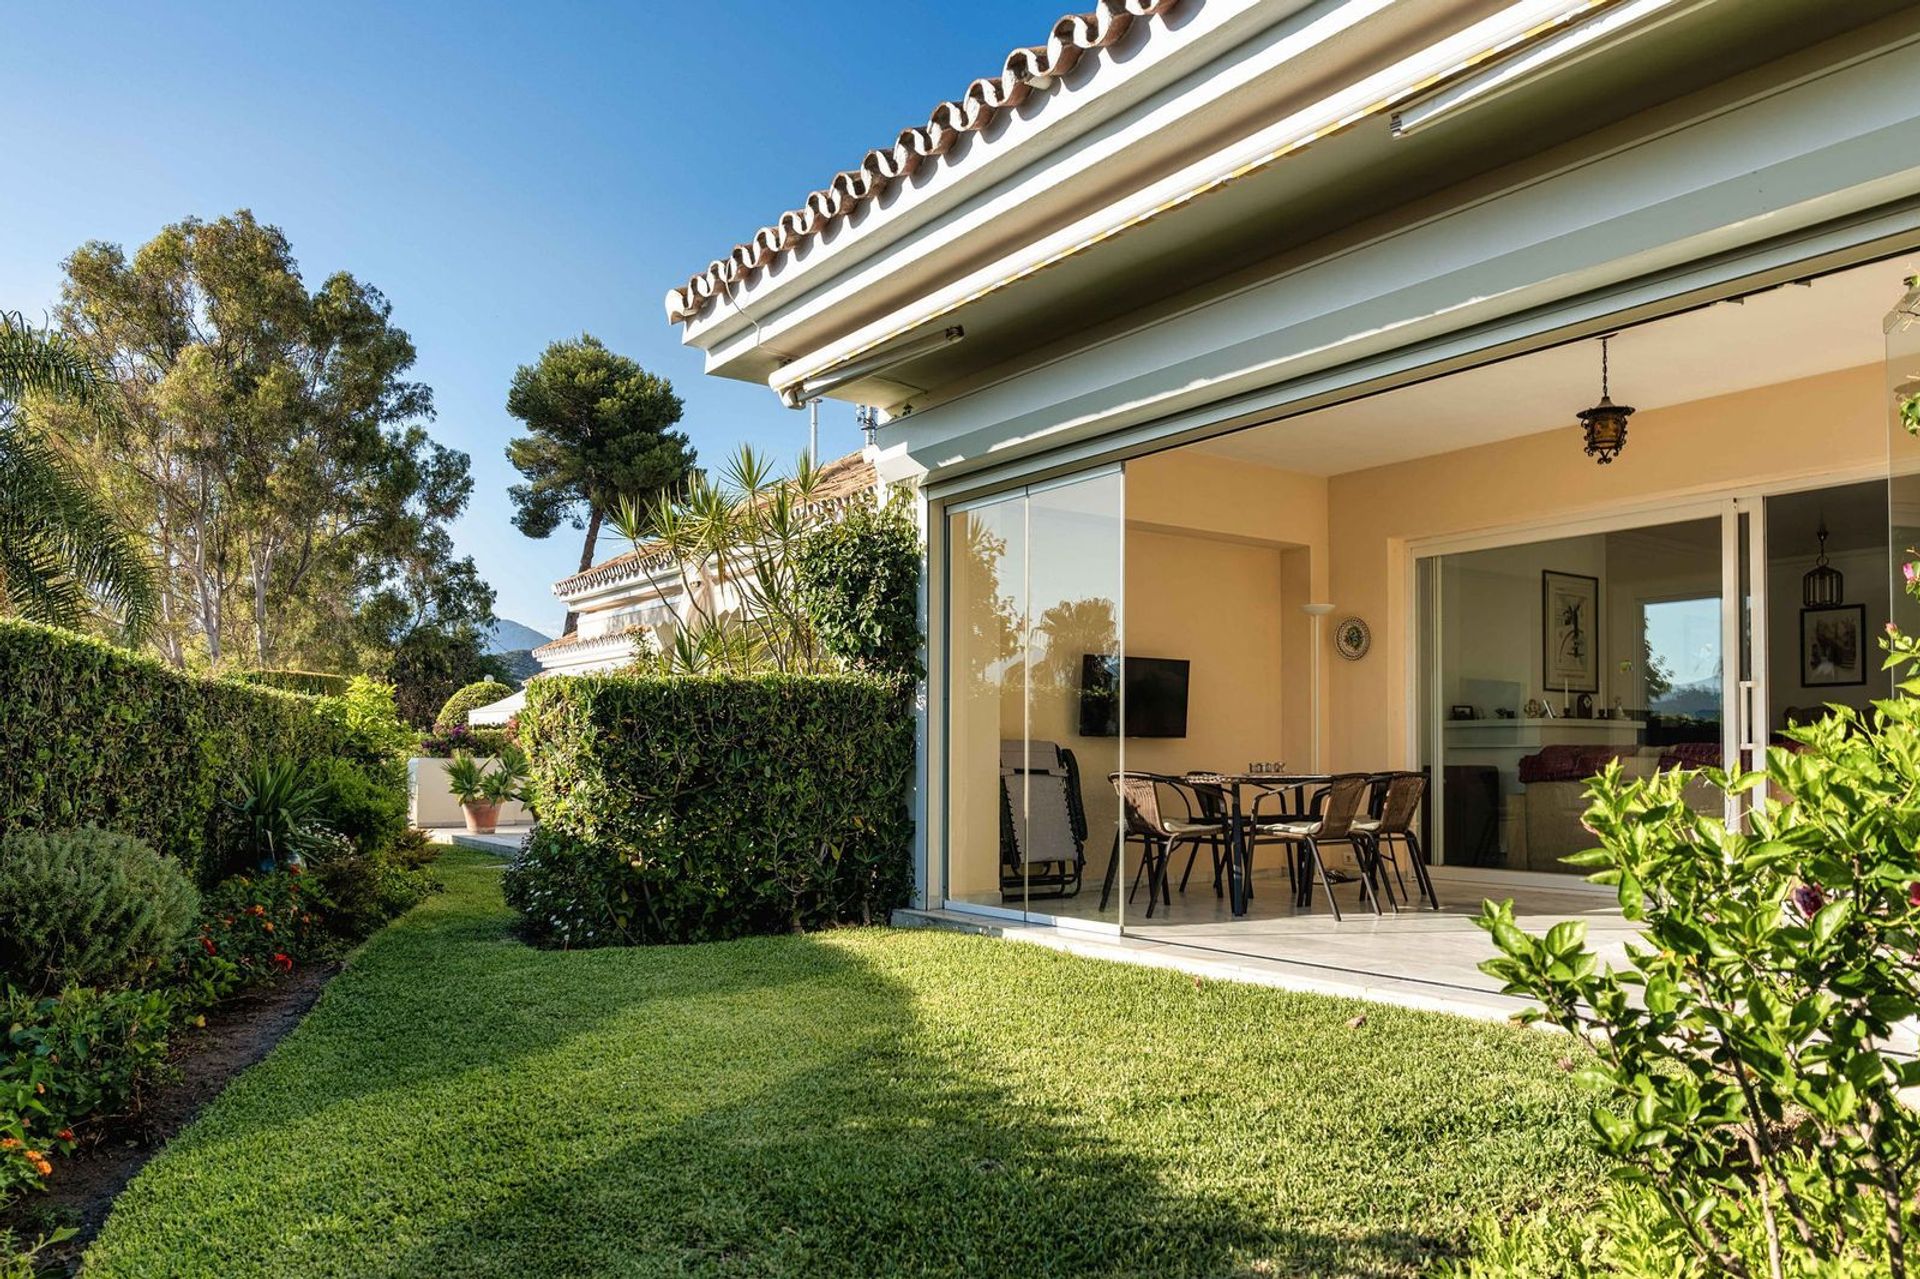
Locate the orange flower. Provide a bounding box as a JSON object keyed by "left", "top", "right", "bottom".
{"left": 1, "top": 1137, "right": 18, "bottom": 1149}
{"left": 34, "top": 1083, "right": 45, "bottom": 1095}
{"left": 32, "top": 1158, "right": 52, "bottom": 1177}
{"left": 262, "top": 921, "right": 274, "bottom": 934}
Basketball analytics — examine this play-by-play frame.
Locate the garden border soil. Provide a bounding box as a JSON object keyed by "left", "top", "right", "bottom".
{"left": 3, "top": 963, "right": 340, "bottom": 1272}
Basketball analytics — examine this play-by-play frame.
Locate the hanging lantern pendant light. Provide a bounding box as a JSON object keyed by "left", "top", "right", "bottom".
{"left": 1803, "top": 518, "right": 1844, "bottom": 608}
{"left": 1578, "top": 334, "right": 1635, "bottom": 464}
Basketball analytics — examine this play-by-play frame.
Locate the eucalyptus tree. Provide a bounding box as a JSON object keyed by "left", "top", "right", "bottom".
{"left": 44, "top": 210, "right": 487, "bottom": 670}
{"left": 0, "top": 310, "right": 155, "bottom": 637}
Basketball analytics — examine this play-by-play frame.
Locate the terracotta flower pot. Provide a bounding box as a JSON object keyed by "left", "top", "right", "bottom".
{"left": 463, "top": 801, "right": 501, "bottom": 834}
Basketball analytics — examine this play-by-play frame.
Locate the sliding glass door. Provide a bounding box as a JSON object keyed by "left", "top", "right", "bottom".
{"left": 944, "top": 469, "right": 1125, "bottom": 924}
{"left": 1420, "top": 481, "right": 1895, "bottom": 876}
{"left": 1419, "top": 512, "right": 1731, "bottom": 875}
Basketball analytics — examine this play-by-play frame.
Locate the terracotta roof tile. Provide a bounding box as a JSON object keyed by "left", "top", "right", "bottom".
{"left": 663, "top": 0, "right": 1187, "bottom": 325}
{"left": 552, "top": 451, "right": 878, "bottom": 600}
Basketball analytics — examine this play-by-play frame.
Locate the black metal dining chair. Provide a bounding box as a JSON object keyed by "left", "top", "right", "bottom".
{"left": 1355, "top": 771, "right": 1440, "bottom": 910}
{"left": 1176, "top": 773, "right": 1237, "bottom": 899}
{"left": 1099, "top": 773, "right": 1227, "bottom": 918}
{"left": 1251, "top": 773, "right": 1382, "bottom": 921}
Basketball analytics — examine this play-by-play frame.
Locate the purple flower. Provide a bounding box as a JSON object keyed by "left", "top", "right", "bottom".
{"left": 1904, "top": 561, "right": 1919, "bottom": 586}
{"left": 1790, "top": 883, "right": 1826, "bottom": 919}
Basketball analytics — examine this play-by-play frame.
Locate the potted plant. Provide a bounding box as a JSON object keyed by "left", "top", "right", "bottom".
{"left": 444, "top": 748, "right": 529, "bottom": 834}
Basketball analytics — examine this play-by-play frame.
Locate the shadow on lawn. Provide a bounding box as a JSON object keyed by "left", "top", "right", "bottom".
{"left": 363, "top": 930, "right": 1438, "bottom": 1279}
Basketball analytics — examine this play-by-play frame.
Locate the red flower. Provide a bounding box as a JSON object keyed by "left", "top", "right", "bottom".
{"left": 1909, "top": 881, "right": 1920, "bottom": 909}
{"left": 201, "top": 936, "right": 218, "bottom": 956}
{"left": 55, "top": 1128, "right": 73, "bottom": 1142}
{"left": 271, "top": 952, "right": 292, "bottom": 973}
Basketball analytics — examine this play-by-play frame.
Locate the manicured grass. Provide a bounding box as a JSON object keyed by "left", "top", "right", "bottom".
{"left": 86, "top": 851, "right": 1600, "bottom": 1277}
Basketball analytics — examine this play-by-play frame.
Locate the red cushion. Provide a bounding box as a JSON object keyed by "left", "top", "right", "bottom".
{"left": 1518, "top": 744, "right": 1634, "bottom": 785}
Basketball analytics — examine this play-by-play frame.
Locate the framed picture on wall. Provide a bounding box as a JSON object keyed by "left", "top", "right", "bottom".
{"left": 1542, "top": 570, "right": 1600, "bottom": 694}
{"left": 1802, "top": 604, "right": 1866, "bottom": 687}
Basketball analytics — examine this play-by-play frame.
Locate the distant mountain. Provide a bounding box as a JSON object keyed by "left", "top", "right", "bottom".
{"left": 1653, "top": 679, "right": 1721, "bottom": 718}
{"left": 486, "top": 618, "right": 551, "bottom": 654}
{"left": 496, "top": 649, "right": 542, "bottom": 683}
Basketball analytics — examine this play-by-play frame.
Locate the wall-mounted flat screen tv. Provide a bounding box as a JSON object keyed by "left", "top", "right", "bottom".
{"left": 1078, "top": 654, "right": 1190, "bottom": 738}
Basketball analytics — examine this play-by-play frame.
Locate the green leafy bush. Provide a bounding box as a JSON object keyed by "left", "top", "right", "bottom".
{"left": 1471, "top": 690, "right": 1920, "bottom": 1273}
{"left": 795, "top": 494, "right": 923, "bottom": 680}
{"left": 229, "top": 669, "right": 349, "bottom": 697}
{"left": 310, "top": 845, "right": 439, "bottom": 940}
{"left": 328, "top": 675, "right": 418, "bottom": 762}
{"left": 317, "top": 757, "right": 409, "bottom": 860}
{"left": 2, "top": 982, "right": 179, "bottom": 1197}
{"left": 434, "top": 679, "right": 514, "bottom": 730}
{"left": 507, "top": 672, "right": 913, "bottom": 946}
{"left": 0, "top": 620, "right": 382, "bottom": 885}
{"left": 0, "top": 829, "right": 199, "bottom": 995}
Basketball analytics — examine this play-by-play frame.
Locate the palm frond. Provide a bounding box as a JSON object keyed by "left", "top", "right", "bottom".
{"left": 0, "top": 428, "right": 157, "bottom": 639}
{"left": 0, "top": 311, "right": 103, "bottom": 409}
{"left": 0, "top": 317, "right": 156, "bottom": 640}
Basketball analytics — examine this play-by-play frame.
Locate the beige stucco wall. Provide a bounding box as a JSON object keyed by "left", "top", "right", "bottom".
{"left": 1125, "top": 449, "right": 1329, "bottom": 769}
{"left": 1324, "top": 362, "right": 1887, "bottom": 770}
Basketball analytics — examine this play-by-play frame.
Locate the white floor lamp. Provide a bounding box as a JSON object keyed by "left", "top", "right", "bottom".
{"left": 1302, "top": 603, "right": 1335, "bottom": 773}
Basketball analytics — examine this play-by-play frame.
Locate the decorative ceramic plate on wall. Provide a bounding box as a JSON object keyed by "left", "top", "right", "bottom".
{"left": 1334, "top": 615, "right": 1371, "bottom": 660}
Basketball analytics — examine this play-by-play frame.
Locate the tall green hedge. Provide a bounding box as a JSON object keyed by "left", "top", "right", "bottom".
{"left": 228, "top": 668, "right": 350, "bottom": 697}
{"left": 0, "top": 620, "right": 373, "bottom": 885}
{"left": 508, "top": 672, "right": 914, "bottom": 945}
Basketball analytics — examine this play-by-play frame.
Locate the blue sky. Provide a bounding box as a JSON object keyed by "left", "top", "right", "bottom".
{"left": 0, "top": 0, "right": 1067, "bottom": 636}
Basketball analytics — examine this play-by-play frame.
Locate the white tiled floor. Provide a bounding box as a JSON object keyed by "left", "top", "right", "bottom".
{"left": 927, "top": 866, "right": 1636, "bottom": 1023}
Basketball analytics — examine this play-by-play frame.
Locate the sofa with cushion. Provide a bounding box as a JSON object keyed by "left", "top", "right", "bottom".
{"left": 1513, "top": 742, "right": 1723, "bottom": 872}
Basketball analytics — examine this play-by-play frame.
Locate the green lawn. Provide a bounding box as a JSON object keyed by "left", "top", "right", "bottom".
{"left": 86, "top": 851, "right": 1600, "bottom": 1278}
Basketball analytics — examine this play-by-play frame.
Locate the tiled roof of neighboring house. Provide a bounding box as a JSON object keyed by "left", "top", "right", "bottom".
{"left": 551, "top": 451, "right": 878, "bottom": 601}
{"left": 530, "top": 629, "right": 635, "bottom": 659}
{"left": 663, "top": 0, "right": 1188, "bottom": 325}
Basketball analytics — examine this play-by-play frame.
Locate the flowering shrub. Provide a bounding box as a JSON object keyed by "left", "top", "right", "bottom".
{"left": 182, "top": 870, "right": 333, "bottom": 1002}
{"left": 1, "top": 983, "right": 178, "bottom": 1199}
{"left": 415, "top": 722, "right": 513, "bottom": 759}
{"left": 1458, "top": 565, "right": 1920, "bottom": 1277}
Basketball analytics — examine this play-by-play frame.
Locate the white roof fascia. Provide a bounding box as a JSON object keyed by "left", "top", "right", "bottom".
{"left": 678, "top": 0, "right": 1298, "bottom": 356}
{"left": 897, "top": 28, "right": 1920, "bottom": 489}
{"left": 756, "top": 0, "right": 1615, "bottom": 400}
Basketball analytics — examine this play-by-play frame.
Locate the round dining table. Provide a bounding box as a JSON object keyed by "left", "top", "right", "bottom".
{"left": 1180, "top": 772, "right": 1331, "bottom": 917}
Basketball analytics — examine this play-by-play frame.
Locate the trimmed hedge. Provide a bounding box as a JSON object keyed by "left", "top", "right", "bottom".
{"left": 0, "top": 620, "right": 376, "bottom": 886}
{"left": 229, "top": 668, "right": 350, "bottom": 697}
{"left": 508, "top": 672, "right": 913, "bottom": 945}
